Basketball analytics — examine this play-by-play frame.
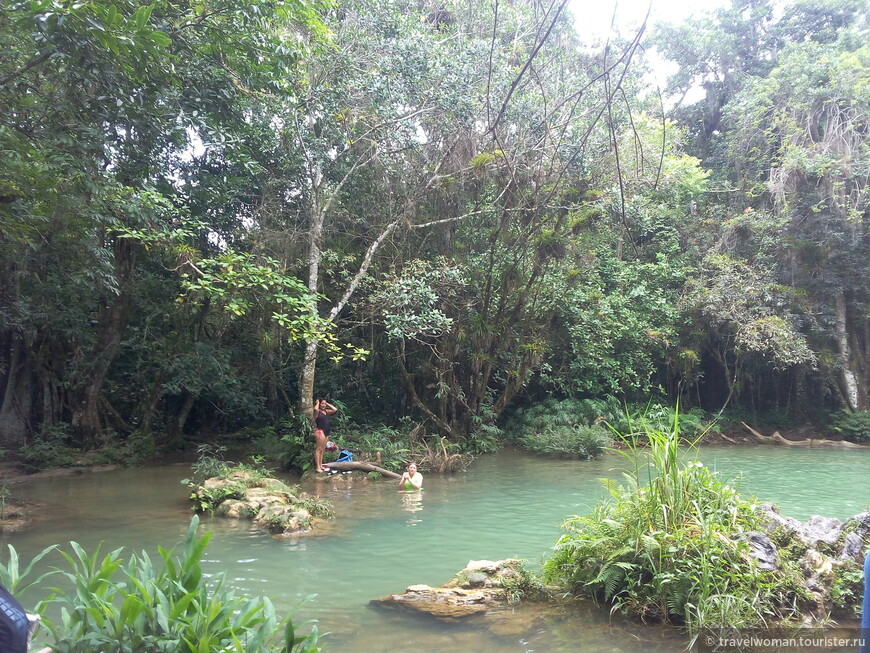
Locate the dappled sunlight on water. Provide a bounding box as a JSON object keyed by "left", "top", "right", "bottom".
{"left": 2, "top": 445, "right": 868, "bottom": 651}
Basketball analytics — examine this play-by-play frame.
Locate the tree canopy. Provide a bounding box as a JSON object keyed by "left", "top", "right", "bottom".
{"left": 1, "top": 0, "right": 868, "bottom": 454}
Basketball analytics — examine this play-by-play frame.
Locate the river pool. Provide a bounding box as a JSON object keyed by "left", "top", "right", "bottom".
{"left": 3, "top": 445, "right": 869, "bottom": 652}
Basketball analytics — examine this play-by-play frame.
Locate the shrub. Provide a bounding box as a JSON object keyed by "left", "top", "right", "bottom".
{"left": 831, "top": 409, "right": 870, "bottom": 443}
{"left": 520, "top": 424, "right": 611, "bottom": 459}
{"left": 504, "top": 398, "right": 616, "bottom": 458}
{"left": 465, "top": 423, "right": 503, "bottom": 454}
{"left": 609, "top": 401, "right": 710, "bottom": 440}
{"left": 191, "top": 443, "right": 232, "bottom": 478}
{"left": 190, "top": 444, "right": 272, "bottom": 482}
{"left": 272, "top": 410, "right": 317, "bottom": 471}
{"left": 542, "top": 413, "right": 803, "bottom": 644}
{"left": 92, "top": 432, "right": 156, "bottom": 467}
{"left": 19, "top": 424, "right": 78, "bottom": 471}
{"left": 0, "top": 517, "right": 322, "bottom": 652}
{"left": 339, "top": 424, "right": 410, "bottom": 471}
{"left": 503, "top": 397, "right": 623, "bottom": 441}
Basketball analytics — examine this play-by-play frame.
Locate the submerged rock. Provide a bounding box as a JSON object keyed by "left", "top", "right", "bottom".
{"left": 483, "top": 603, "right": 549, "bottom": 637}
{"left": 373, "top": 584, "right": 496, "bottom": 619}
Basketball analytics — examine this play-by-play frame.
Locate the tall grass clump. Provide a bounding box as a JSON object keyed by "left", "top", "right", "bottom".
{"left": 543, "top": 411, "right": 802, "bottom": 643}
{"left": 0, "top": 517, "right": 322, "bottom": 653}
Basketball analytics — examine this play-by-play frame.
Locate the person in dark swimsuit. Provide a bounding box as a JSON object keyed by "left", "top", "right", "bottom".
{"left": 312, "top": 398, "right": 337, "bottom": 473}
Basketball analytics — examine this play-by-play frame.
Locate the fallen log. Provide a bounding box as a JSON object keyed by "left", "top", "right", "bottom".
{"left": 741, "top": 422, "right": 864, "bottom": 448}
{"left": 322, "top": 461, "right": 402, "bottom": 479}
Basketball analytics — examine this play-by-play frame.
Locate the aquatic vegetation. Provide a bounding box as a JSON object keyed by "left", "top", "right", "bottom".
{"left": 0, "top": 517, "right": 322, "bottom": 652}
{"left": 542, "top": 413, "right": 808, "bottom": 643}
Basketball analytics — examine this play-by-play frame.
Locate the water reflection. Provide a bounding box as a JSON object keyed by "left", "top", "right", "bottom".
{"left": 401, "top": 490, "right": 424, "bottom": 524}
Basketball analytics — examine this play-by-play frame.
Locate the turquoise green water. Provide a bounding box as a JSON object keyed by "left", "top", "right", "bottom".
{"left": 2, "top": 445, "right": 868, "bottom": 651}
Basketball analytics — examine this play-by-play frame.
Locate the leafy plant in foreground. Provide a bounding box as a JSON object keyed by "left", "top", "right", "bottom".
{"left": 1, "top": 517, "right": 322, "bottom": 652}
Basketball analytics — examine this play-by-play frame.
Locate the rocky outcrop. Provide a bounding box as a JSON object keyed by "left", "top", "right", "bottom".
{"left": 186, "top": 470, "right": 333, "bottom": 535}
{"left": 371, "top": 559, "right": 544, "bottom": 620}
{"left": 743, "top": 505, "right": 870, "bottom": 618}
{"left": 375, "top": 511, "right": 869, "bottom": 631}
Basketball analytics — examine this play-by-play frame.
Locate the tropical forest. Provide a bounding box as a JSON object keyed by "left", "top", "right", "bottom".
{"left": 0, "top": 0, "right": 868, "bottom": 652}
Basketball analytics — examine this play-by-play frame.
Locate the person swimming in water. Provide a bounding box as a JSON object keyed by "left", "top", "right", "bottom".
{"left": 398, "top": 462, "right": 422, "bottom": 490}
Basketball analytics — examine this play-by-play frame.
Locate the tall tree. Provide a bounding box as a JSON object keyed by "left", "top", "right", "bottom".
{"left": 725, "top": 34, "right": 870, "bottom": 409}
{"left": 0, "top": 0, "right": 326, "bottom": 447}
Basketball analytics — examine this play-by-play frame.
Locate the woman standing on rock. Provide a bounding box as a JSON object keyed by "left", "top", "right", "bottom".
{"left": 312, "top": 398, "right": 338, "bottom": 473}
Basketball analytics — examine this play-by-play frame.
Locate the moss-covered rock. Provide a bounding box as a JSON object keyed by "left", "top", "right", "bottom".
{"left": 371, "top": 559, "right": 548, "bottom": 621}
{"left": 752, "top": 505, "right": 869, "bottom": 619}
{"left": 186, "top": 469, "right": 332, "bottom": 535}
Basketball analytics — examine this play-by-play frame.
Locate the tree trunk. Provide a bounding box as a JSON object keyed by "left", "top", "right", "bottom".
{"left": 0, "top": 336, "right": 34, "bottom": 447}
{"left": 299, "top": 154, "right": 324, "bottom": 417}
{"left": 299, "top": 338, "right": 318, "bottom": 419}
{"left": 834, "top": 291, "right": 865, "bottom": 411}
{"left": 173, "top": 392, "right": 197, "bottom": 440}
{"left": 320, "top": 460, "right": 401, "bottom": 479}
{"left": 138, "top": 374, "right": 167, "bottom": 435}
{"left": 70, "top": 239, "right": 134, "bottom": 447}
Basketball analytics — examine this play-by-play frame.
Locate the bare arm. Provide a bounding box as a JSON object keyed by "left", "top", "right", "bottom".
{"left": 399, "top": 472, "right": 422, "bottom": 490}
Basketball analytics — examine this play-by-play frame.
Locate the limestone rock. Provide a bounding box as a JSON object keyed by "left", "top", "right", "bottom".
{"left": 740, "top": 531, "right": 778, "bottom": 571}
{"left": 799, "top": 515, "right": 843, "bottom": 547}
{"left": 445, "top": 559, "right": 526, "bottom": 589}
{"left": 371, "top": 559, "right": 531, "bottom": 621}
{"left": 376, "top": 584, "right": 496, "bottom": 619}
{"left": 190, "top": 472, "right": 329, "bottom": 535}
{"left": 839, "top": 511, "right": 870, "bottom": 561}
{"left": 752, "top": 505, "right": 869, "bottom": 618}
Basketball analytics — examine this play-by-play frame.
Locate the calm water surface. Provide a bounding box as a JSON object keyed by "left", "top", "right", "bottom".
{"left": 3, "top": 445, "right": 868, "bottom": 652}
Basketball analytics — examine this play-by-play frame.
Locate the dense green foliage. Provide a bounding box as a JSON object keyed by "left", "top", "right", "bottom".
{"left": 1, "top": 0, "right": 869, "bottom": 461}
{"left": 543, "top": 420, "right": 805, "bottom": 642}
{"left": 0, "top": 517, "right": 322, "bottom": 652}
{"left": 503, "top": 398, "right": 615, "bottom": 459}
{"left": 830, "top": 409, "right": 870, "bottom": 443}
